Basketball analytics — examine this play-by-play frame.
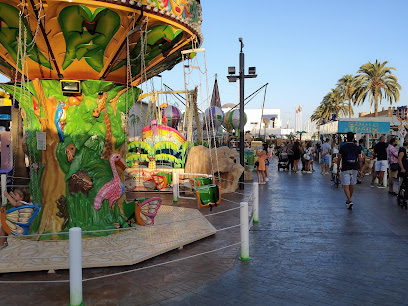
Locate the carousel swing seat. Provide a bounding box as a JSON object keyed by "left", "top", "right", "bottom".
{"left": 194, "top": 176, "right": 213, "bottom": 187}
{"left": 0, "top": 203, "right": 41, "bottom": 236}
{"left": 195, "top": 184, "right": 221, "bottom": 210}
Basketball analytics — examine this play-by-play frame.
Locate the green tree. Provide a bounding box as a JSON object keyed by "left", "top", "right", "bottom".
{"left": 129, "top": 113, "right": 140, "bottom": 127}
{"left": 310, "top": 88, "right": 350, "bottom": 123}
{"left": 336, "top": 74, "right": 355, "bottom": 118}
{"left": 353, "top": 60, "right": 401, "bottom": 117}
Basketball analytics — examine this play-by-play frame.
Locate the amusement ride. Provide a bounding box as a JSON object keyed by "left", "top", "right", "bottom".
{"left": 0, "top": 0, "right": 253, "bottom": 283}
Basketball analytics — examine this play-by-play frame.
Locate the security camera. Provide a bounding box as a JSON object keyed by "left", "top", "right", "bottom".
{"left": 239, "top": 37, "right": 243, "bottom": 42}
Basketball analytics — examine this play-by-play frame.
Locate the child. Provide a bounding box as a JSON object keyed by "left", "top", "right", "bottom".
{"left": 0, "top": 188, "right": 31, "bottom": 250}
{"left": 331, "top": 157, "right": 341, "bottom": 184}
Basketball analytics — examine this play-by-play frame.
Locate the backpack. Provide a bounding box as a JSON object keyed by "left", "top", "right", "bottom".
{"left": 345, "top": 144, "right": 358, "bottom": 165}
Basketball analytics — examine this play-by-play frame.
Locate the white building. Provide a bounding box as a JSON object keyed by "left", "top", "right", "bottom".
{"left": 221, "top": 104, "right": 293, "bottom": 136}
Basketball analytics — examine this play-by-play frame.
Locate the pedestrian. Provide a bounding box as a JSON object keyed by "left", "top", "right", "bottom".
{"left": 387, "top": 138, "right": 399, "bottom": 196}
{"left": 321, "top": 138, "right": 331, "bottom": 175}
{"left": 371, "top": 136, "right": 389, "bottom": 188}
{"left": 265, "top": 144, "right": 272, "bottom": 181}
{"left": 292, "top": 141, "right": 301, "bottom": 173}
{"left": 255, "top": 143, "right": 267, "bottom": 184}
{"left": 304, "top": 142, "right": 314, "bottom": 173}
{"left": 309, "top": 142, "right": 316, "bottom": 172}
{"left": 337, "top": 132, "right": 363, "bottom": 209}
{"left": 398, "top": 141, "right": 408, "bottom": 189}
{"left": 287, "top": 140, "right": 295, "bottom": 172}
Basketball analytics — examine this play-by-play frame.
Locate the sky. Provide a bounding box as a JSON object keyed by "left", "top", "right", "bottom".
{"left": 1, "top": 0, "right": 407, "bottom": 130}
{"left": 157, "top": 0, "right": 408, "bottom": 129}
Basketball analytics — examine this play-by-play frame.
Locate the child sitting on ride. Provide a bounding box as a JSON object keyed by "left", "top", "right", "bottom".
{"left": 0, "top": 188, "right": 31, "bottom": 250}
{"left": 331, "top": 157, "right": 341, "bottom": 184}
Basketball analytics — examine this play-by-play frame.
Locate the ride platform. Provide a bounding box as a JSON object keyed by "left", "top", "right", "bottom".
{"left": 0, "top": 205, "right": 216, "bottom": 273}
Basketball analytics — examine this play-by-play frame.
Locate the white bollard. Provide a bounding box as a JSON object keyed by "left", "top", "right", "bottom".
{"left": 173, "top": 172, "right": 179, "bottom": 202}
{"left": 1, "top": 174, "right": 6, "bottom": 206}
{"left": 240, "top": 202, "right": 250, "bottom": 261}
{"left": 253, "top": 182, "right": 259, "bottom": 223}
{"left": 69, "top": 227, "right": 83, "bottom": 306}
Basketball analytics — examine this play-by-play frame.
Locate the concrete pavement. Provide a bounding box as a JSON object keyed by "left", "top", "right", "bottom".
{"left": 2, "top": 159, "right": 408, "bottom": 305}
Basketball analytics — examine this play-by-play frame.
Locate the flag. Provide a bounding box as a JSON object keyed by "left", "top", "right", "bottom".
{"left": 210, "top": 76, "right": 221, "bottom": 107}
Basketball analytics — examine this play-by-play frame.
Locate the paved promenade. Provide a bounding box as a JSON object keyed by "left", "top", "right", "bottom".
{"left": 163, "top": 160, "right": 408, "bottom": 305}
{"left": 2, "top": 159, "right": 408, "bottom": 305}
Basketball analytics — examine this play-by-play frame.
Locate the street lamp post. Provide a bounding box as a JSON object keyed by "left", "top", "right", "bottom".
{"left": 227, "top": 38, "right": 257, "bottom": 189}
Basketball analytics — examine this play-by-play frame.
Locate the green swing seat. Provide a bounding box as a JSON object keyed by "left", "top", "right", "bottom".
{"left": 195, "top": 184, "right": 221, "bottom": 209}
{"left": 194, "top": 176, "right": 213, "bottom": 187}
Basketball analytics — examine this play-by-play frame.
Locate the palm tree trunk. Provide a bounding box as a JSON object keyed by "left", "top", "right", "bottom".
{"left": 349, "top": 100, "right": 351, "bottom": 118}
{"left": 374, "top": 95, "right": 379, "bottom": 117}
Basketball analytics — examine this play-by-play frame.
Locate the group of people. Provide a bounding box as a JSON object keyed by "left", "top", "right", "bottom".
{"left": 277, "top": 140, "right": 317, "bottom": 173}
{"left": 262, "top": 133, "right": 408, "bottom": 210}
{"left": 328, "top": 133, "right": 408, "bottom": 209}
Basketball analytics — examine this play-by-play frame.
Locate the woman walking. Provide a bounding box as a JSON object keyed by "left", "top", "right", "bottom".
{"left": 387, "top": 138, "right": 399, "bottom": 195}
{"left": 398, "top": 141, "right": 408, "bottom": 188}
{"left": 292, "top": 141, "right": 301, "bottom": 173}
{"left": 303, "top": 142, "right": 314, "bottom": 173}
{"left": 256, "top": 143, "right": 268, "bottom": 184}
{"left": 265, "top": 144, "right": 272, "bottom": 181}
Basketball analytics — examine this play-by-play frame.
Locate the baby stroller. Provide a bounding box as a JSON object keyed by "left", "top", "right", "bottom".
{"left": 397, "top": 174, "right": 408, "bottom": 208}
{"left": 278, "top": 152, "right": 289, "bottom": 171}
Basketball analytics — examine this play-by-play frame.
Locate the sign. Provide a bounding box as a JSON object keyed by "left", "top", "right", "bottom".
{"left": 338, "top": 121, "right": 390, "bottom": 134}
{"left": 36, "top": 132, "right": 46, "bottom": 150}
{"left": 0, "top": 98, "right": 12, "bottom": 106}
{"left": 251, "top": 141, "right": 262, "bottom": 152}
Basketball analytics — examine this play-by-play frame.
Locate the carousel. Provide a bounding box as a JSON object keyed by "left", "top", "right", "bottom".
{"left": 0, "top": 0, "right": 225, "bottom": 274}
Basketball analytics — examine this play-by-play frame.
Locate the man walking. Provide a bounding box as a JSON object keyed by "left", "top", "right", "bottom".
{"left": 371, "top": 135, "right": 389, "bottom": 188}
{"left": 321, "top": 138, "right": 331, "bottom": 175}
{"left": 338, "top": 132, "right": 363, "bottom": 209}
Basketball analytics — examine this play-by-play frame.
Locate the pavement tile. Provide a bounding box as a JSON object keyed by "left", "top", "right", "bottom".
{"left": 5, "top": 160, "right": 408, "bottom": 305}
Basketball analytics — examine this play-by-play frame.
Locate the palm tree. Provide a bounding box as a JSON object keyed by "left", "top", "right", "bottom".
{"left": 336, "top": 74, "right": 355, "bottom": 118}
{"left": 296, "top": 131, "right": 307, "bottom": 141}
{"left": 353, "top": 60, "right": 401, "bottom": 117}
{"left": 129, "top": 113, "right": 140, "bottom": 127}
{"left": 310, "top": 88, "right": 351, "bottom": 123}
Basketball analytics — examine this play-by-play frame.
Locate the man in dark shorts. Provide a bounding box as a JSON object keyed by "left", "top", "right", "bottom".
{"left": 337, "top": 132, "right": 363, "bottom": 209}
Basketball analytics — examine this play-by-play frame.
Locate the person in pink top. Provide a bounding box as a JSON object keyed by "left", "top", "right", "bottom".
{"left": 387, "top": 138, "right": 399, "bottom": 195}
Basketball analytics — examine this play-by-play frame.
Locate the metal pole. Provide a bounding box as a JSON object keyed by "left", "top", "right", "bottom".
{"left": 69, "top": 227, "right": 83, "bottom": 306}
{"left": 240, "top": 201, "right": 250, "bottom": 261}
{"left": 253, "top": 182, "right": 259, "bottom": 223}
{"left": 239, "top": 39, "right": 245, "bottom": 190}
{"left": 173, "top": 172, "right": 179, "bottom": 202}
{"left": 1, "top": 174, "right": 6, "bottom": 206}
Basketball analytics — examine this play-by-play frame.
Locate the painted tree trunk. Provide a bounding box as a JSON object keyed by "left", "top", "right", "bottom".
{"left": 32, "top": 80, "right": 65, "bottom": 235}
{"left": 1, "top": 79, "right": 140, "bottom": 237}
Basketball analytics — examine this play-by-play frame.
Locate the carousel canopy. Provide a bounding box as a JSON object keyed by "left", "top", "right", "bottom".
{"left": 0, "top": 0, "right": 202, "bottom": 85}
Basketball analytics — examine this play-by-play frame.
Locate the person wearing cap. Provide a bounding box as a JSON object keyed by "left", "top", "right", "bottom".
{"left": 337, "top": 132, "right": 363, "bottom": 209}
